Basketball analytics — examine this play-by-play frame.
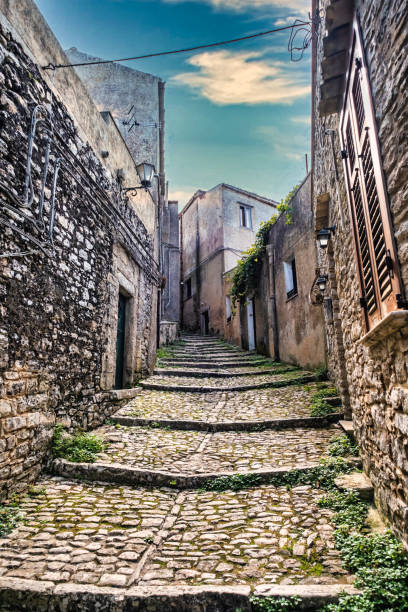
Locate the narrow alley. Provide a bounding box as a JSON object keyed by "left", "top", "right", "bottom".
{"left": 0, "top": 336, "right": 365, "bottom": 609}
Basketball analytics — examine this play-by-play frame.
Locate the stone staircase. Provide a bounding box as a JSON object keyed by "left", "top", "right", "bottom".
{"left": 0, "top": 335, "right": 362, "bottom": 611}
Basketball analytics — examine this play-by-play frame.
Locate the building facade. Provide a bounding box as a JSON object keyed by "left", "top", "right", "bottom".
{"left": 312, "top": 0, "right": 408, "bottom": 545}
{"left": 160, "top": 200, "right": 180, "bottom": 345}
{"left": 0, "top": 0, "right": 163, "bottom": 497}
{"left": 179, "top": 184, "right": 277, "bottom": 336}
{"left": 224, "top": 176, "right": 327, "bottom": 369}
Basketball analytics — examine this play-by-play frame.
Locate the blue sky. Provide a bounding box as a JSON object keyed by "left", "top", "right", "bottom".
{"left": 36, "top": 0, "right": 311, "bottom": 206}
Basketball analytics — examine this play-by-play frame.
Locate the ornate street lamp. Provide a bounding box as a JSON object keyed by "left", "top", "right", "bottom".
{"left": 123, "top": 161, "right": 156, "bottom": 194}
{"left": 317, "top": 225, "right": 336, "bottom": 249}
{"left": 317, "top": 274, "right": 329, "bottom": 293}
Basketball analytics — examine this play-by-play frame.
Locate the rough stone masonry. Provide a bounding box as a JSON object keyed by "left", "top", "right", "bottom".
{"left": 0, "top": 0, "right": 161, "bottom": 500}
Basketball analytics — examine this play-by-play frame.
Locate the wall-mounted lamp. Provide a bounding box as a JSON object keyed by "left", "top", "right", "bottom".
{"left": 317, "top": 225, "right": 336, "bottom": 249}
{"left": 317, "top": 274, "right": 329, "bottom": 293}
{"left": 123, "top": 161, "right": 156, "bottom": 194}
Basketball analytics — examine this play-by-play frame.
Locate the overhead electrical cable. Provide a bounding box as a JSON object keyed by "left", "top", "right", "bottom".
{"left": 43, "top": 20, "right": 311, "bottom": 70}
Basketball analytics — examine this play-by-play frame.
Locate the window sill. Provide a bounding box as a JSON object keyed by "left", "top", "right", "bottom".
{"left": 359, "top": 310, "right": 408, "bottom": 348}
{"left": 286, "top": 292, "right": 298, "bottom": 303}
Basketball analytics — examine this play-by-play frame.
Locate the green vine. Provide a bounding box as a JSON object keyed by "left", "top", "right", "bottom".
{"left": 229, "top": 185, "right": 299, "bottom": 306}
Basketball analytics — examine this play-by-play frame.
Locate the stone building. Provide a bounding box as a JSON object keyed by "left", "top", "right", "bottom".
{"left": 160, "top": 200, "right": 180, "bottom": 345}
{"left": 179, "top": 183, "right": 277, "bottom": 335}
{"left": 312, "top": 0, "right": 408, "bottom": 546}
{"left": 0, "top": 0, "right": 164, "bottom": 497}
{"left": 224, "top": 175, "right": 327, "bottom": 369}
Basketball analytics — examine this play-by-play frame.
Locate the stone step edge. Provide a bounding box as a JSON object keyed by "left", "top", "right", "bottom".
{"left": 153, "top": 366, "right": 300, "bottom": 378}
{"left": 110, "top": 412, "right": 344, "bottom": 431}
{"left": 50, "top": 458, "right": 360, "bottom": 490}
{"left": 0, "top": 578, "right": 361, "bottom": 611}
{"left": 159, "top": 360, "right": 270, "bottom": 367}
{"left": 140, "top": 374, "right": 317, "bottom": 393}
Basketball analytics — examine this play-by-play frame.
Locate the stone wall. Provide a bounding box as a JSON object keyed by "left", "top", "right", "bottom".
{"left": 312, "top": 0, "right": 408, "bottom": 545}
{"left": 0, "top": 2, "right": 160, "bottom": 498}
{"left": 223, "top": 177, "right": 326, "bottom": 368}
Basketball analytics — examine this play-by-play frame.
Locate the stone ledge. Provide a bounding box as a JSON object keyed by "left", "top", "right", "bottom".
{"left": 334, "top": 471, "right": 374, "bottom": 501}
{"left": 339, "top": 419, "right": 355, "bottom": 438}
{"left": 109, "top": 388, "right": 142, "bottom": 401}
{"left": 0, "top": 578, "right": 361, "bottom": 611}
{"left": 253, "top": 584, "right": 361, "bottom": 610}
{"left": 110, "top": 413, "right": 344, "bottom": 432}
{"left": 359, "top": 310, "right": 408, "bottom": 348}
{"left": 51, "top": 457, "right": 360, "bottom": 490}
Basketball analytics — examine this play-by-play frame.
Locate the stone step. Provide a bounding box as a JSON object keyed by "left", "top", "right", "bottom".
{"left": 0, "top": 476, "right": 354, "bottom": 603}
{"left": 153, "top": 366, "right": 299, "bottom": 378}
{"left": 334, "top": 471, "right": 374, "bottom": 501}
{"left": 120, "top": 384, "right": 340, "bottom": 424}
{"left": 140, "top": 372, "right": 316, "bottom": 392}
{"left": 0, "top": 580, "right": 361, "bottom": 611}
{"left": 160, "top": 355, "right": 264, "bottom": 363}
{"left": 158, "top": 359, "right": 271, "bottom": 368}
{"left": 51, "top": 423, "right": 341, "bottom": 488}
{"left": 110, "top": 412, "right": 344, "bottom": 431}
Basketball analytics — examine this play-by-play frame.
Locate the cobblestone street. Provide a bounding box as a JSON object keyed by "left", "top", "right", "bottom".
{"left": 0, "top": 335, "right": 356, "bottom": 604}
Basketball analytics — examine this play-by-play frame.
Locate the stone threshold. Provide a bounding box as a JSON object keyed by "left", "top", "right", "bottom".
{"left": 140, "top": 374, "right": 316, "bottom": 393}
{"left": 0, "top": 578, "right": 361, "bottom": 611}
{"left": 153, "top": 366, "right": 298, "bottom": 378}
{"left": 110, "top": 412, "right": 344, "bottom": 432}
{"left": 51, "top": 457, "right": 360, "bottom": 489}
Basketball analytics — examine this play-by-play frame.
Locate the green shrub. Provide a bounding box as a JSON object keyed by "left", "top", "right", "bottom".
{"left": 52, "top": 424, "right": 105, "bottom": 463}
{"left": 328, "top": 434, "right": 359, "bottom": 458}
{"left": 318, "top": 490, "right": 368, "bottom": 534}
{"left": 250, "top": 595, "right": 302, "bottom": 611}
{"left": 0, "top": 503, "right": 21, "bottom": 537}
{"left": 201, "top": 473, "right": 261, "bottom": 492}
{"left": 310, "top": 399, "right": 336, "bottom": 417}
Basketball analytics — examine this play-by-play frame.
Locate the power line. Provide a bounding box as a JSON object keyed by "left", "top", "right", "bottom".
{"left": 43, "top": 20, "right": 311, "bottom": 70}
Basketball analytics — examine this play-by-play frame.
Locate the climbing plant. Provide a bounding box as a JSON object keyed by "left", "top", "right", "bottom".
{"left": 229, "top": 184, "right": 299, "bottom": 306}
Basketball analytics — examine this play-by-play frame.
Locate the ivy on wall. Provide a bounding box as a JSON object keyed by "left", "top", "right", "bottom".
{"left": 229, "top": 184, "right": 299, "bottom": 306}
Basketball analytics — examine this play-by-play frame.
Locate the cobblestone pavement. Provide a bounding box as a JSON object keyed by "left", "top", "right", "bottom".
{"left": 0, "top": 336, "right": 351, "bottom": 594}
{"left": 0, "top": 479, "right": 350, "bottom": 588}
{"left": 96, "top": 425, "right": 339, "bottom": 473}
{"left": 118, "top": 383, "right": 328, "bottom": 422}
{"left": 142, "top": 371, "right": 313, "bottom": 390}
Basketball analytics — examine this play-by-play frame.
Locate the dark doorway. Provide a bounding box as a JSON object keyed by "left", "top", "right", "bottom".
{"left": 202, "top": 310, "right": 209, "bottom": 335}
{"left": 115, "top": 293, "right": 127, "bottom": 389}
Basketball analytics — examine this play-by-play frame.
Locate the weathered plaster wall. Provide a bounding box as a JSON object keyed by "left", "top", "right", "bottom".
{"left": 313, "top": 0, "right": 408, "bottom": 545}
{"left": 268, "top": 176, "right": 326, "bottom": 368}
{"left": 0, "top": 1, "right": 160, "bottom": 498}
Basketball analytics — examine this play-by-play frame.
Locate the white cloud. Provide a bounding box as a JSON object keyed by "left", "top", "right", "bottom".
{"left": 291, "top": 114, "right": 310, "bottom": 124}
{"left": 168, "top": 188, "right": 197, "bottom": 208}
{"left": 171, "top": 50, "right": 309, "bottom": 105}
{"left": 163, "top": 0, "right": 310, "bottom": 14}
{"left": 257, "top": 124, "right": 309, "bottom": 162}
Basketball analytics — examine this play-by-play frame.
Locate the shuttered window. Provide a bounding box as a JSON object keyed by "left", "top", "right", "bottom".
{"left": 340, "top": 17, "right": 402, "bottom": 330}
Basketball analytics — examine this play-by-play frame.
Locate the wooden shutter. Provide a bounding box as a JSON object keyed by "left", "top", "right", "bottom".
{"left": 340, "top": 16, "right": 402, "bottom": 330}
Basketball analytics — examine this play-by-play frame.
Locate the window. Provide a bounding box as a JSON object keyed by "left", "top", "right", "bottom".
{"left": 340, "top": 18, "right": 402, "bottom": 330}
{"left": 239, "top": 204, "right": 252, "bottom": 229}
{"left": 185, "top": 278, "right": 192, "bottom": 299}
{"left": 225, "top": 296, "right": 232, "bottom": 322}
{"left": 284, "top": 259, "right": 297, "bottom": 299}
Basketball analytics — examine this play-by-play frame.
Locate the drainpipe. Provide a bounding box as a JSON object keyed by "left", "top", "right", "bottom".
{"left": 267, "top": 244, "right": 280, "bottom": 361}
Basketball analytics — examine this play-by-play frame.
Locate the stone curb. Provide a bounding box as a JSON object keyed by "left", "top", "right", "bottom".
{"left": 50, "top": 458, "right": 359, "bottom": 490}
{"left": 110, "top": 413, "right": 344, "bottom": 431}
{"left": 140, "top": 374, "right": 316, "bottom": 393}
{"left": 153, "top": 366, "right": 299, "bottom": 378}
{"left": 0, "top": 578, "right": 361, "bottom": 611}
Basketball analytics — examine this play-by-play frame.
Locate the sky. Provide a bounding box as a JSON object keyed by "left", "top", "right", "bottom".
{"left": 36, "top": 0, "right": 312, "bottom": 207}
